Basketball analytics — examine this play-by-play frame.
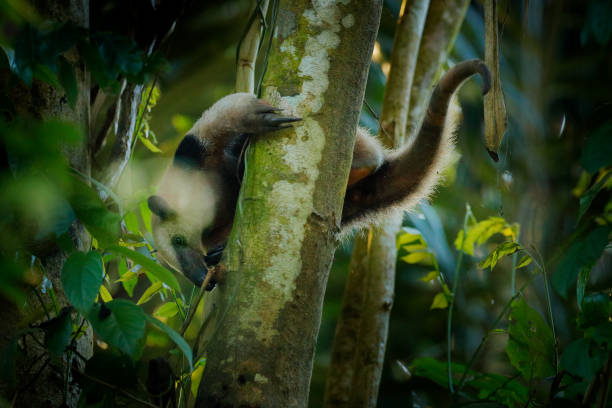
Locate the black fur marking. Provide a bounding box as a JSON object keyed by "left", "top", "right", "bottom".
{"left": 148, "top": 195, "right": 176, "bottom": 220}
{"left": 174, "top": 134, "right": 206, "bottom": 169}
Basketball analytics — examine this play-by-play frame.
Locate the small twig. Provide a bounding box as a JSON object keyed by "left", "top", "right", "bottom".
{"left": 180, "top": 267, "right": 217, "bottom": 336}
{"left": 73, "top": 370, "right": 158, "bottom": 408}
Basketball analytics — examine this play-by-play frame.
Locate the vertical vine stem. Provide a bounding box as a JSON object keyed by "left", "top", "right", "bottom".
{"left": 528, "top": 245, "right": 559, "bottom": 372}
{"left": 447, "top": 203, "right": 473, "bottom": 393}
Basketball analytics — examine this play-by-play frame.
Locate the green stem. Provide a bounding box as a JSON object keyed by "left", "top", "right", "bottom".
{"left": 448, "top": 204, "right": 472, "bottom": 393}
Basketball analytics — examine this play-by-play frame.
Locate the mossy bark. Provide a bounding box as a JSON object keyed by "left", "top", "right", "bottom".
{"left": 196, "top": 1, "right": 382, "bottom": 407}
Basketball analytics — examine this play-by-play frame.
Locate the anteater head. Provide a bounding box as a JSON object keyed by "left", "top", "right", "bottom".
{"left": 148, "top": 165, "right": 218, "bottom": 286}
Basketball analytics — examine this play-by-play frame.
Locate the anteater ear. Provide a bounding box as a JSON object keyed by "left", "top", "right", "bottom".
{"left": 148, "top": 195, "right": 176, "bottom": 220}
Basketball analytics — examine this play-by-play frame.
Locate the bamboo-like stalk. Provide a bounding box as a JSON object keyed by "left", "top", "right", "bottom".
{"left": 324, "top": 1, "right": 429, "bottom": 407}
{"left": 235, "top": 0, "right": 270, "bottom": 93}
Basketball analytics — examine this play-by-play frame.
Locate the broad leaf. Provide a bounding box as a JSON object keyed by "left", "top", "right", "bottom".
{"left": 506, "top": 299, "right": 555, "bottom": 381}
{"left": 553, "top": 226, "right": 610, "bottom": 298}
{"left": 578, "top": 292, "right": 611, "bottom": 329}
{"left": 88, "top": 299, "right": 146, "bottom": 358}
{"left": 62, "top": 251, "right": 104, "bottom": 313}
{"left": 580, "top": 122, "right": 612, "bottom": 173}
{"left": 57, "top": 56, "right": 78, "bottom": 108}
{"left": 560, "top": 338, "right": 603, "bottom": 379}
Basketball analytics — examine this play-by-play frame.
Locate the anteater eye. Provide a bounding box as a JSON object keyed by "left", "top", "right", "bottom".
{"left": 171, "top": 235, "right": 187, "bottom": 247}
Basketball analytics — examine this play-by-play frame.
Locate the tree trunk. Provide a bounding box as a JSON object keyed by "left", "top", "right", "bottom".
{"left": 324, "top": 1, "right": 429, "bottom": 406}
{"left": 0, "top": 1, "right": 93, "bottom": 407}
{"left": 196, "top": 1, "right": 382, "bottom": 407}
{"left": 324, "top": 1, "right": 470, "bottom": 406}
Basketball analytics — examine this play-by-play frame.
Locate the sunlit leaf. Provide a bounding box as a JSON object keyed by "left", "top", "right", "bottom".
{"left": 99, "top": 285, "right": 113, "bottom": 303}
{"left": 154, "top": 302, "right": 179, "bottom": 319}
{"left": 401, "top": 250, "right": 433, "bottom": 265}
{"left": 454, "top": 217, "right": 509, "bottom": 255}
{"left": 138, "top": 134, "right": 162, "bottom": 153}
{"left": 479, "top": 242, "right": 520, "bottom": 271}
{"left": 420, "top": 270, "right": 439, "bottom": 283}
{"left": 191, "top": 364, "right": 204, "bottom": 397}
{"left": 430, "top": 292, "right": 449, "bottom": 310}
{"left": 136, "top": 281, "right": 163, "bottom": 305}
{"left": 516, "top": 255, "right": 532, "bottom": 269}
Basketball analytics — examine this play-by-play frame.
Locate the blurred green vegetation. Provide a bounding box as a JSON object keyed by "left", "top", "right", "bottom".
{"left": 0, "top": 0, "right": 611, "bottom": 407}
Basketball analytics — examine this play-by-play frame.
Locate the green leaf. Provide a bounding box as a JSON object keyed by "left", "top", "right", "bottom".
{"left": 32, "top": 63, "right": 60, "bottom": 88}
{"left": 577, "top": 170, "right": 612, "bottom": 224}
{"left": 516, "top": 255, "right": 532, "bottom": 269}
{"left": 136, "top": 281, "right": 163, "bottom": 305}
{"left": 553, "top": 226, "right": 611, "bottom": 298}
{"left": 577, "top": 268, "right": 590, "bottom": 308}
{"left": 68, "top": 177, "right": 121, "bottom": 248}
{"left": 479, "top": 241, "right": 520, "bottom": 271}
{"left": 154, "top": 302, "right": 179, "bottom": 319}
{"left": 57, "top": 56, "right": 78, "bottom": 108}
{"left": 108, "top": 246, "right": 180, "bottom": 291}
{"left": 409, "top": 356, "right": 528, "bottom": 407}
{"left": 581, "top": 122, "right": 612, "bottom": 173}
{"left": 587, "top": 322, "right": 612, "bottom": 348}
{"left": 454, "top": 217, "right": 513, "bottom": 255}
{"left": 560, "top": 338, "right": 603, "bottom": 379}
{"left": 61, "top": 251, "right": 104, "bottom": 313}
{"left": 123, "top": 211, "right": 140, "bottom": 235}
{"left": 138, "top": 134, "right": 162, "bottom": 153}
{"left": 420, "top": 270, "right": 439, "bottom": 283}
{"left": 145, "top": 316, "right": 192, "bottom": 370}
{"left": 42, "top": 309, "right": 72, "bottom": 356}
{"left": 578, "top": 292, "right": 611, "bottom": 329}
{"left": 430, "top": 292, "right": 449, "bottom": 310}
{"left": 506, "top": 299, "right": 555, "bottom": 381}
{"left": 117, "top": 258, "right": 137, "bottom": 297}
{"left": 401, "top": 250, "right": 433, "bottom": 265}
{"left": 88, "top": 300, "right": 146, "bottom": 358}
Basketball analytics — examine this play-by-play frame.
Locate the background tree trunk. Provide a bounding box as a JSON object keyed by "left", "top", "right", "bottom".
{"left": 324, "top": 1, "right": 429, "bottom": 406}
{"left": 324, "top": 1, "right": 470, "bottom": 406}
{"left": 0, "top": 1, "right": 92, "bottom": 407}
{"left": 196, "top": 1, "right": 382, "bottom": 407}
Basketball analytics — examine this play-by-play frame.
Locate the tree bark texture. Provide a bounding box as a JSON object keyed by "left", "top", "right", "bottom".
{"left": 196, "top": 1, "right": 383, "bottom": 407}
{"left": 324, "top": 1, "right": 429, "bottom": 406}
{"left": 0, "top": 1, "right": 92, "bottom": 407}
